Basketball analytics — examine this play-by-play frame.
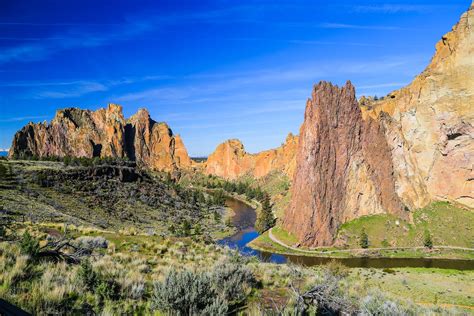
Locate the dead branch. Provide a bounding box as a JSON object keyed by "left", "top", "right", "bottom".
{"left": 37, "top": 236, "right": 93, "bottom": 264}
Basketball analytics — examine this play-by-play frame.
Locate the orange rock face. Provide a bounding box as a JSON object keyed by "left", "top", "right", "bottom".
{"left": 9, "top": 105, "right": 190, "bottom": 172}
{"left": 204, "top": 133, "right": 298, "bottom": 180}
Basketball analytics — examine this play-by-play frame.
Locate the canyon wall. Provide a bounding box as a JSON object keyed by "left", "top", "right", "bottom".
{"left": 283, "top": 82, "right": 405, "bottom": 246}
{"left": 283, "top": 5, "right": 474, "bottom": 247}
{"left": 362, "top": 4, "right": 474, "bottom": 209}
{"left": 9, "top": 104, "right": 191, "bottom": 172}
{"left": 204, "top": 133, "right": 298, "bottom": 180}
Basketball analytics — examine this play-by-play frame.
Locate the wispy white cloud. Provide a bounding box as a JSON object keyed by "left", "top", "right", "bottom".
{"left": 2, "top": 75, "right": 171, "bottom": 99}
{"left": 0, "top": 115, "right": 49, "bottom": 122}
{"left": 0, "top": 75, "right": 171, "bottom": 88}
{"left": 319, "top": 23, "right": 402, "bottom": 30}
{"left": 33, "top": 82, "right": 108, "bottom": 99}
{"left": 0, "top": 22, "right": 122, "bottom": 26}
{"left": 351, "top": 4, "right": 453, "bottom": 14}
{"left": 0, "top": 20, "right": 153, "bottom": 64}
{"left": 225, "top": 37, "right": 382, "bottom": 47}
{"left": 174, "top": 115, "right": 299, "bottom": 130}
{"left": 357, "top": 82, "right": 408, "bottom": 89}
{"left": 161, "top": 100, "right": 304, "bottom": 125}
{"left": 114, "top": 56, "right": 418, "bottom": 104}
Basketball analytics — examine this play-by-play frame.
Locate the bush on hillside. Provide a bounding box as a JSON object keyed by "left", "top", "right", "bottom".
{"left": 152, "top": 261, "right": 256, "bottom": 315}
{"left": 152, "top": 269, "right": 224, "bottom": 315}
{"left": 212, "top": 261, "right": 256, "bottom": 304}
{"left": 424, "top": 230, "right": 433, "bottom": 249}
{"left": 20, "top": 231, "right": 40, "bottom": 258}
{"left": 359, "top": 291, "right": 409, "bottom": 316}
{"left": 359, "top": 230, "right": 369, "bottom": 249}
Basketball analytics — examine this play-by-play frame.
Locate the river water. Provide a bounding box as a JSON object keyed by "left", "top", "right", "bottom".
{"left": 217, "top": 197, "right": 474, "bottom": 270}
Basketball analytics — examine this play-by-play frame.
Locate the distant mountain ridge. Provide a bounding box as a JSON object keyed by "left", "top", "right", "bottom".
{"left": 204, "top": 133, "right": 299, "bottom": 179}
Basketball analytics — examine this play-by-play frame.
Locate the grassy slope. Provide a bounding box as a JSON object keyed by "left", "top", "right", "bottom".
{"left": 349, "top": 267, "right": 474, "bottom": 308}
{"left": 337, "top": 201, "right": 474, "bottom": 248}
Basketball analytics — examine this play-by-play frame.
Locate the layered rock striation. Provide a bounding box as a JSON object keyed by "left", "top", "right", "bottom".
{"left": 204, "top": 133, "right": 298, "bottom": 180}
{"left": 9, "top": 104, "right": 191, "bottom": 172}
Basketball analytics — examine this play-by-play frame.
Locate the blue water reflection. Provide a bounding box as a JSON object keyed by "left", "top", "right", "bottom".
{"left": 217, "top": 198, "right": 286, "bottom": 263}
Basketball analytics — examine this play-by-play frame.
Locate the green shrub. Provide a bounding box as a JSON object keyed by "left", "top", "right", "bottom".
{"left": 424, "top": 230, "right": 433, "bottom": 249}
{"left": 152, "top": 262, "right": 255, "bottom": 315}
{"left": 78, "top": 260, "right": 98, "bottom": 291}
{"left": 359, "top": 291, "right": 408, "bottom": 316}
{"left": 152, "top": 269, "right": 223, "bottom": 315}
{"left": 96, "top": 279, "right": 120, "bottom": 302}
{"left": 324, "top": 260, "right": 349, "bottom": 278}
{"left": 20, "top": 231, "right": 40, "bottom": 258}
{"left": 359, "top": 230, "right": 369, "bottom": 249}
{"left": 211, "top": 262, "right": 255, "bottom": 304}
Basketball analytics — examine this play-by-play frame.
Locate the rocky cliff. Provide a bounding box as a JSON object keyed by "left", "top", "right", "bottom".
{"left": 9, "top": 104, "right": 191, "bottom": 172}
{"left": 283, "top": 82, "right": 405, "bottom": 246}
{"left": 362, "top": 4, "right": 474, "bottom": 209}
{"left": 204, "top": 133, "right": 298, "bottom": 180}
{"left": 283, "top": 5, "right": 474, "bottom": 247}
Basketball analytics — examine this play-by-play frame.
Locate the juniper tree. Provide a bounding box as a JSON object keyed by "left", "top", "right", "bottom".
{"left": 424, "top": 230, "right": 433, "bottom": 249}
{"left": 359, "top": 229, "right": 369, "bottom": 249}
{"left": 255, "top": 193, "right": 275, "bottom": 234}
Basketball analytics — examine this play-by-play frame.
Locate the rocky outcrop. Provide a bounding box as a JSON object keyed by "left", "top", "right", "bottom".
{"left": 125, "top": 108, "right": 191, "bottom": 171}
{"left": 204, "top": 133, "right": 298, "bottom": 180}
{"left": 284, "top": 5, "right": 474, "bottom": 247}
{"left": 9, "top": 105, "right": 191, "bottom": 172}
{"left": 362, "top": 4, "right": 474, "bottom": 209}
{"left": 283, "top": 82, "right": 404, "bottom": 247}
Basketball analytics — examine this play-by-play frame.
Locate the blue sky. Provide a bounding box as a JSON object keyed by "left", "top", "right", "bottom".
{"left": 0, "top": 0, "right": 470, "bottom": 156}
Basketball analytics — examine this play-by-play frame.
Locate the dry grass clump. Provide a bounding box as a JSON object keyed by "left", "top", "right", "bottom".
{"left": 29, "top": 262, "right": 81, "bottom": 315}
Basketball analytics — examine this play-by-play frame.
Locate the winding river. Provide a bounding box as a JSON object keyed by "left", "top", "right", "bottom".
{"left": 217, "top": 197, "right": 474, "bottom": 270}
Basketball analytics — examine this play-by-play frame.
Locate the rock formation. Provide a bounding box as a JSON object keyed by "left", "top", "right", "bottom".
{"left": 361, "top": 4, "right": 474, "bottom": 209}
{"left": 283, "top": 82, "right": 404, "bottom": 247}
{"left": 204, "top": 133, "right": 298, "bottom": 180}
{"left": 125, "top": 108, "right": 191, "bottom": 170}
{"left": 9, "top": 104, "right": 191, "bottom": 172}
{"left": 284, "top": 4, "right": 474, "bottom": 247}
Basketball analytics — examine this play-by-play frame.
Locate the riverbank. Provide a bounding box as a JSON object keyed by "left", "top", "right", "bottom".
{"left": 249, "top": 227, "right": 474, "bottom": 261}
{"left": 248, "top": 201, "right": 474, "bottom": 261}
{"left": 199, "top": 187, "right": 263, "bottom": 240}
